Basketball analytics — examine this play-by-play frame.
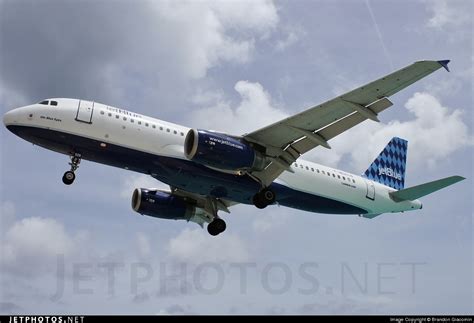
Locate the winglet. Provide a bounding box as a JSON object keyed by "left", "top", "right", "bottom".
{"left": 437, "top": 60, "right": 450, "bottom": 72}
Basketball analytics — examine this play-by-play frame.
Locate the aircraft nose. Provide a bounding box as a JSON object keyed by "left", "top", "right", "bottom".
{"left": 3, "top": 107, "right": 27, "bottom": 130}
{"left": 3, "top": 109, "right": 18, "bottom": 127}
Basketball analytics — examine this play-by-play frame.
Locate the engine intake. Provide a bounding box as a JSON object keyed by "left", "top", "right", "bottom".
{"left": 184, "top": 129, "right": 265, "bottom": 171}
{"left": 131, "top": 188, "right": 195, "bottom": 220}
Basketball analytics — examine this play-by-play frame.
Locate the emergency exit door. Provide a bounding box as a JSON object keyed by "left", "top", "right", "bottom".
{"left": 365, "top": 180, "right": 375, "bottom": 200}
{"left": 75, "top": 100, "right": 94, "bottom": 124}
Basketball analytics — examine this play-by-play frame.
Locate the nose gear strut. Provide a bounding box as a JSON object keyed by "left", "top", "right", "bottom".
{"left": 62, "top": 153, "right": 81, "bottom": 185}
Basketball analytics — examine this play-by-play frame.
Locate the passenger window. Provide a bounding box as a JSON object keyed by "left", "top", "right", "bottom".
{"left": 138, "top": 121, "right": 141, "bottom": 125}
{"left": 295, "top": 163, "right": 298, "bottom": 167}
{"left": 352, "top": 179, "right": 356, "bottom": 183}
{"left": 342, "top": 176, "right": 346, "bottom": 180}
{"left": 131, "top": 119, "right": 134, "bottom": 123}
{"left": 100, "top": 111, "right": 105, "bottom": 115}
{"left": 317, "top": 169, "right": 320, "bottom": 173}
{"left": 108, "top": 113, "right": 112, "bottom": 117}
{"left": 180, "top": 132, "right": 184, "bottom": 136}
{"left": 306, "top": 166, "right": 309, "bottom": 170}
{"left": 167, "top": 128, "right": 170, "bottom": 132}
{"left": 322, "top": 171, "right": 325, "bottom": 175}
{"left": 327, "top": 173, "right": 331, "bottom": 176}
{"left": 50, "top": 101, "right": 58, "bottom": 106}
{"left": 152, "top": 125, "right": 156, "bottom": 129}
{"left": 311, "top": 168, "right": 314, "bottom": 172}
{"left": 300, "top": 165, "right": 303, "bottom": 168}
{"left": 123, "top": 117, "right": 127, "bottom": 121}
{"left": 145, "top": 123, "right": 149, "bottom": 127}
{"left": 332, "top": 174, "right": 335, "bottom": 177}
{"left": 173, "top": 130, "right": 177, "bottom": 134}
{"left": 337, "top": 175, "right": 341, "bottom": 179}
{"left": 159, "top": 126, "right": 163, "bottom": 131}
{"left": 115, "top": 115, "right": 119, "bottom": 119}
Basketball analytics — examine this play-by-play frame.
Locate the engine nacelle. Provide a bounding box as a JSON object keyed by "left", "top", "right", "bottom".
{"left": 131, "top": 188, "right": 195, "bottom": 220}
{"left": 184, "top": 129, "right": 265, "bottom": 171}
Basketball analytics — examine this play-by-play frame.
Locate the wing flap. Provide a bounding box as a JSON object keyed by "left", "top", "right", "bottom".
{"left": 389, "top": 176, "right": 465, "bottom": 202}
{"left": 292, "top": 97, "right": 393, "bottom": 155}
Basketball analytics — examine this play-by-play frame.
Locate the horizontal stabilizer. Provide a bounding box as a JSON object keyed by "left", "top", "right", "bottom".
{"left": 389, "top": 176, "right": 465, "bottom": 202}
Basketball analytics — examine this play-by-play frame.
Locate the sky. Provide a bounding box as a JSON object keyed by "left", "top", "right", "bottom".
{"left": 0, "top": 0, "right": 473, "bottom": 315}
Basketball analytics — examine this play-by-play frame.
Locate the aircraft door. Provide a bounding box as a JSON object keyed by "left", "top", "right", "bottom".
{"left": 365, "top": 180, "right": 375, "bottom": 200}
{"left": 75, "top": 100, "right": 94, "bottom": 124}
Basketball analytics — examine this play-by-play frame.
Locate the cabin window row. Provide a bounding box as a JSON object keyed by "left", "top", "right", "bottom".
{"left": 294, "top": 163, "right": 356, "bottom": 184}
{"left": 99, "top": 110, "right": 184, "bottom": 136}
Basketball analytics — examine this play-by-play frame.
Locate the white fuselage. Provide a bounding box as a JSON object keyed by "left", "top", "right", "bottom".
{"left": 3, "top": 98, "right": 422, "bottom": 216}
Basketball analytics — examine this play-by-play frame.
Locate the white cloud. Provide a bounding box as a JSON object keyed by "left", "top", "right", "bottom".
{"left": 309, "top": 92, "right": 472, "bottom": 172}
{"left": 148, "top": 1, "right": 278, "bottom": 80}
{"left": 296, "top": 295, "right": 393, "bottom": 314}
{"left": 136, "top": 232, "right": 152, "bottom": 258}
{"left": 0, "top": 202, "right": 92, "bottom": 277}
{"left": 0, "top": 1, "right": 279, "bottom": 111}
{"left": 210, "top": 0, "right": 279, "bottom": 37}
{"left": 192, "top": 88, "right": 226, "bottom": 105}
{"left": 2, "top": 217, "right": 74, "bottom": 275}
{"left": 252, "top": 212, "right": 290, "bottom": 233}
{"left": 275, "top": 25, "right": 304, "bottom": 51}
{"left": 166, "top": 228, "right": 249, "bottom": 263}
{"left": 425, "top": 0, "right": 472, "bottom": 30}
{"left": 189, "top": 80, "right": 287, "bottom": 134}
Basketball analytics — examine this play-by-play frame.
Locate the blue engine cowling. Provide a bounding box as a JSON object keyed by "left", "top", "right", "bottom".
{"left": 184, "top": 129, "right": 266, "bottom": 171}
{"left": 131, "top": 189, "right": 195, "bottom": 220}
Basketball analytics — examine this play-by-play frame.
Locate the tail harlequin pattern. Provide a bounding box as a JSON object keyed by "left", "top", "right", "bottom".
{"left": 363, "top": 137, "right": 408, "bottom": 190}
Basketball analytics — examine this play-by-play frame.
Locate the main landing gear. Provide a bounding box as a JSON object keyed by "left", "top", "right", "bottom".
{"left": 207, "top": 218, "right": 226, "bottom": 236}
{"left": 252, "top": 187, "right": 276, "bottom": 209}
{"left": 205, "top": 198, "right": 227, "bottom": 236}
{"left": 62, "top": 153, "right": 81, "bottom": 185}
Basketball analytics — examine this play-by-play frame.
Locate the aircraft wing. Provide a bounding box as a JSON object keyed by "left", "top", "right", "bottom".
{"left": 244, "top": 60, "right": 450, "bottom": 186}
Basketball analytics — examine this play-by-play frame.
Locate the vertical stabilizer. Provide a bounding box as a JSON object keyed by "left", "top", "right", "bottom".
{"left": 363, "top": 137, "right": 407, "bottom": 190}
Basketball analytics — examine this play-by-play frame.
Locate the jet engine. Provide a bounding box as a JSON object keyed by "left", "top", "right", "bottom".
{"left": 184, "top": 129, "right": 266, "bottom": 171}
{"left": 131, "top": 188, "right": 195, "bottom": 220}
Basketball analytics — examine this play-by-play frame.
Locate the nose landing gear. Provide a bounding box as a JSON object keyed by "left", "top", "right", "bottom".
{"left": 62, "top": 153, "right": 81, "bottom": 185}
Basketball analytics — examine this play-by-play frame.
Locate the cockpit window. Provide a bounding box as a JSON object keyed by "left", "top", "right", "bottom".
{"left": 39, "top": 100, "right": 49, "bottom": 105}
{"left": 50, "top": 100, "right": 58, "bottom": 106}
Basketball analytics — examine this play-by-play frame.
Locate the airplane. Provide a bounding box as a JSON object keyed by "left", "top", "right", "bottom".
{"left": 3, "top": 60, "right": 465, "bottom": 236}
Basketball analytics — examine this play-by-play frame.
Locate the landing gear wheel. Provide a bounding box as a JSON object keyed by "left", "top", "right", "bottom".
{"left": 252, "top": 188, "right": 276, "bottom": 209}
{"left": 62, "top": 153, "right": 82, "bottom": 185}
{"left": 207, "top": 218, "right": 226, "bottom": 236}
{"left": 252, "top": 194, "right": 268, "bottom": 209}
{"left": 62, "top": 171, "right": 75, "bottom": 185}
{"left": 261, "top": 188, "right": 276, "bottom": 204}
